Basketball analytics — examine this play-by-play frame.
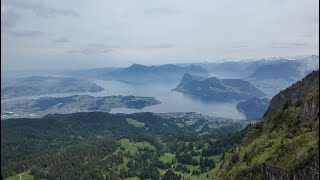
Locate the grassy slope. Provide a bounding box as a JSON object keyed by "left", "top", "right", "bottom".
{"left": 5, "top": 172, "right": 34, "bottom": 180}
{"left": 159, "top": 153, "right": 176, "bottom": 163}
{"left": 119, "top": 138, "right": 155, "bottom": 153}
{"left": 126, "top": 118, "right": 145, "bottom": 128}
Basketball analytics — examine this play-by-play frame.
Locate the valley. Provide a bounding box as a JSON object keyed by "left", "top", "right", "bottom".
{"left": 1, "top": 56, "right": 319, "bottom": 180}
{"left": 2, "top": 79, "right": 247, "bottom": 119}
{"left": 2, "top": 0, "right": 318, "bottom": 179}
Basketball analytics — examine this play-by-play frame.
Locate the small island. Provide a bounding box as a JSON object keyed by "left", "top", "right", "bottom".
{"left": 1, "top": 95, "right": 161, "bottom": 119}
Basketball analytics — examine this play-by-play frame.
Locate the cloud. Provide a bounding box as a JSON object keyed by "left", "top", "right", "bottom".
{"left": 144, "top": 8, "right": 179, "bottom": 15}
{"left": 68, "top": 43, "right": 113, "bottom": 54}
{"left": 1, "top": 9, "right": 20, "bottom": 28}
{"left": 33, "top": 7, "right": 79, "bottom": 18}
{"left": 231, "top": 45, "right": 249, "bottom": 49}
{"left": 227, "top": 45, "right": 250, "bottom": 53}
{"left": 144, "top": 43, "right": 174, "bottom": 49}
{"left": 270, "top": 42, "right": 307, "bottom": 48}
{"left": 1, "top": 0, "right": 318, "bottom": 70}
{"left": 1, "top": 1, "right": 77, "bottom": 38}
{"left": 5, "top": 29, "right": 44, "bottom": 37}
{"left": 2, "top": 0, "right": 79, "bottom": 18}
{"left": 1, "top": 10, "right": 44, "bottom": 38}
{"left": 53, "top": 37, "right": 70, "bottom": 43}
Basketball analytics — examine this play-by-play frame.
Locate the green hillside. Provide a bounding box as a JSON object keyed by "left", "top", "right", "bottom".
{"left": 1, "top": 112, "right": 248, "bottom": 180}
{"left": 217, "top": 71, "right": 319, "bottom": 179}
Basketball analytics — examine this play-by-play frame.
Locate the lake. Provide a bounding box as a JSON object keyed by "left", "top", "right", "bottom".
{"left": 1, "top": 79, "right": 246, "bottom": 119}
{"left": 96, "top": 80, "right": 245, "bottom": 119}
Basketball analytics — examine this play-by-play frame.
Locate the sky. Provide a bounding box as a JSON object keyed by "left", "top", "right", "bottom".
{"left": 1, "top": 0, "right": 319, "bottom": 71}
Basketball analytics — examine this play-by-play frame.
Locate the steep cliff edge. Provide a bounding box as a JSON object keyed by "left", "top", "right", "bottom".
{"left": 217, "top": 71, "right": 319, "bottom": 180}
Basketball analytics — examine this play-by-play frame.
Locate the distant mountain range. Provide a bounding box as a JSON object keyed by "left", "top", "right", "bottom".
{"left": 72, "top": 64, "right": 209, "bottom": 84}
{"left": 237, "top": 55, "right": 319, "bottom": 97}
{"left": 179, "top": 58, "right": 288, "bottom": 78}
{"left": 247, "top": 55, "right": 319, "bottom": 82}
{"left": 248, "top": 61, "right": 301, "bottom": 81}
{"left": 69, "top": 55, "right": 318, "bottom": 86}
{"left": 179, "top": 55, "right": 319, "bottom": 79}
{"left": 173, "top": 73, "right": 266, "bottom": 102}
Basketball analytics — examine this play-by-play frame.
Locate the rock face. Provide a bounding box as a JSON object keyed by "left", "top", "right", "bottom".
{"left": 173, "top": 73, "right": 266, "bottom": 102}
{"left": 217, "top": 71, "right": 319, "bottom": 180}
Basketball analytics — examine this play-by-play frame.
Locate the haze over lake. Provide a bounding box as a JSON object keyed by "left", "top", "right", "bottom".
{"left": 2, "top": 78, "right": 245, "bottom": 119}
{"left": 100, "top": 80, "right": 245, "bottom": 119}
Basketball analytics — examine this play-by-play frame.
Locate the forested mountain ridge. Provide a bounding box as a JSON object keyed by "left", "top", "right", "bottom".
{"left": 173, "top": 73, "right": 266, "bottom": 101}
{"left": 217, "top": 71, "right": 319, "bottom": 179}
{"left": 236, "top": 98, "right": 270, "bottom": 120}
{"left": 1, "top": 112, "right": 248, "bottom": 179}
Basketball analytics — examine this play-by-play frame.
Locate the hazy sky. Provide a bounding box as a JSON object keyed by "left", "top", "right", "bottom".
{"left": 1, "top": 0, "right": 319, "bottom": 70}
